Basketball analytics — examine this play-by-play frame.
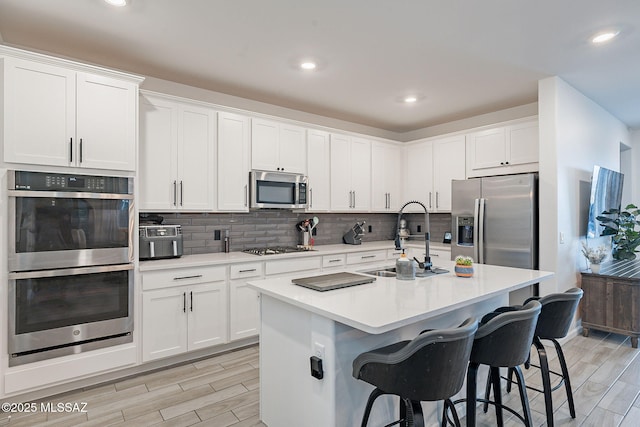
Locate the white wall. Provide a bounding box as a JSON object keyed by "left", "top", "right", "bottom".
{"left": 538, "top": 77, "right": 630, "bottom": 295}
{"left": 628, "top": 129, "right": 640, "bottom": 204}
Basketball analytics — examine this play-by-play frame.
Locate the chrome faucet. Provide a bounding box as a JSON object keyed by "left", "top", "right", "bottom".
{"left": 394, "top": 200, "right": 432, "bottom": 271}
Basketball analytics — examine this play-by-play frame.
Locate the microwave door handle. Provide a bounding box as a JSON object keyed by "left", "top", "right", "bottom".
{"left": 172, "top": 240, "right": 178, "bottom": 256}
{"left": 150, "top": 241, "right": 155, "bottom": 258}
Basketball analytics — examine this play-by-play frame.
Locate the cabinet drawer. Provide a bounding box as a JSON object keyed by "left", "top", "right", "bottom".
{"left": 322, "top": 254, "right": 346, "bottom": 268}
{"left": 142, "top": 265, "right": 226, "bottom": 290}
{"left": 230, "top": 262, "right": 264, "bottom": 279}
{"left": 265, "top": 257, "right": 322, "bottom": 276}
{"left": 346, "top": 250, "right": 387, "bottom": 265}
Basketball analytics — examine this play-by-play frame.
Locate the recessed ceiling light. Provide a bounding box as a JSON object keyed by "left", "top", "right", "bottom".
{"left": 404, "top": 96, "right": 418, "bottom": 103}
{"left": 300, "top": 62, "right": 317, "bottom": 70}
{"left": 591, "top": 31, "right": 619, "bottom": 44}
{"left": 104, "top": 0, "right": 127, "bottom": 6}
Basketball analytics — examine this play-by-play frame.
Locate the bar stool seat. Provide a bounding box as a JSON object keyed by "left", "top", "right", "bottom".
{"left": 505, "top": 288, "right": 584, "bottom": 427}
{"left": 352, "top": 318, "right": 478, "bottom": 427}
{"left": 459, "top": 300, "right": 541, "bottom": 427}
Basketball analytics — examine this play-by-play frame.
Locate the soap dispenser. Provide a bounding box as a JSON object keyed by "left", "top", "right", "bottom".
{"left": 396, "top": 249, "right": 416, "bottom": 280}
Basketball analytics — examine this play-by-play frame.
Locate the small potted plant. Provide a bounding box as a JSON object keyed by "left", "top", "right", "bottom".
{"left": 454, "top": 255, "right": 474, "bottom": 277}
{"left": 581, "top": 241, "right": 607, "bottom": 273}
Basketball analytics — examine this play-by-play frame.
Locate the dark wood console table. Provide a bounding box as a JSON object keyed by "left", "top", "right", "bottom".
{"left": 581, "top": 260, "right": 640, "bottom": 348}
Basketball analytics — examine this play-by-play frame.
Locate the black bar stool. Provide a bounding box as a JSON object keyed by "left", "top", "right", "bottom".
{"left": 352, "top": 318, "right": 478, "bottom": 427}
{"left": 460, "top": 300, "right": 541, "bottom": 427}
{"left": 505, "top": 288, "right": 584, "bottom": 427}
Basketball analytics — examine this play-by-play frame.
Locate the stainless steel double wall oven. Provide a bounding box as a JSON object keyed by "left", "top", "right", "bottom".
{"left": 7, "top": 170, "right": 134, "bottom": 366}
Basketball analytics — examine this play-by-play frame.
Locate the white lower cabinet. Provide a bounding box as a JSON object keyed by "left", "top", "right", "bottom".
{"left": 141, "top": 266, "right": 228, "bottom": 362}
{"left": 229, "top": 262, "right": 264, "bottom": 341}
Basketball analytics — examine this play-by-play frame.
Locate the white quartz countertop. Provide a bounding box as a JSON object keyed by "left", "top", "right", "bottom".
{"left": 139, "top": 240, "right": 451, "bottom": 271}
{"left": 247, "top": 261, "right": 553, "bottom": 334}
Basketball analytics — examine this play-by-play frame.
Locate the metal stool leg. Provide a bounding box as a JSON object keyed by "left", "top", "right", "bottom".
{"left": 466, "top": 362, "right": 479, "bottom": 427}
{"left": 552, "top": 338, "right": 576, "bottom": 418}
{"left": 360, "top": 388, "right": 385, "bottom": 427}
{"left": 490, "top": 367, "right": 504, "bottom": 426}
{"left": 442, "top": 399, "right": 461, "bottom": 427}
{"left": 534, "top": 337, "right": 554, "bottom": 427}
{"left": 512, "top": 365, "right": 533, "bottom": 427}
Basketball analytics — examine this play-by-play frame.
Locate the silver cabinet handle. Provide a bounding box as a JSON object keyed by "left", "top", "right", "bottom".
{"left": 190, "top": 291, "right": 193, "bottom": 312}
{"left": 353, "top": 191, "right": 356, "bottom": 208}
{"left": 173, "top": 274, "right": 203, "bottom": 280}
{"left": 436, "top": 192, "right": 439, "bottom": 209}
{"left": 183, "top": 292, "right": 186, "bottom": 313}
{"left": 239, "top": 268, "right": 257, "bottom": 273}
{"left": 79, "top": 138, "right": 83, "bottom": 163}
{"left": 429, "top": 192, "right": 432, "bottom": 209}
{"left": 310, "top": 188, "right": 313, "bottom": 208}
{"left": 328, "top": 259, "right": 341, "bottom": 263}
{"left": 361, "top": 255, "right": 376, "bottom": 259}
{"left": 69, "top": 138, "right": 73, "bottom": 163}
{"left": 180, "top": 181, "right": 184, "bottom": 206}
{"left": 173, "top": 181, "right": 177, "bottom": 206}
{"left": 244, "top": 184, "right": 248, "bottom": 207}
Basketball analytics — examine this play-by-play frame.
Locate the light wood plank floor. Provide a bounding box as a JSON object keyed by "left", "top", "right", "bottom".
{"left": 2, "top": 330, "right": 640, "bottom": 426}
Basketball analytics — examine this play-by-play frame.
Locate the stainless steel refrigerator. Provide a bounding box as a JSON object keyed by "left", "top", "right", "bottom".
{"left": 451, "top": 173, "right": 538, "bottom": 302}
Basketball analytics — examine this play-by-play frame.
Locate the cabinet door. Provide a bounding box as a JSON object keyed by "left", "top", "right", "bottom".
{"left": 229, "top": 279, "right": 261, "bottom": 340}
{"left": 142, "top": 288, "right": 188, "bottom": 362}
{"left": 178, "top": 104, "right": 216, "bottom": 210}
{"left": 139, "top": 96, "right": 178, "bottom": 210}
{"left": 278, "top": 124, "right": 307, "bottom": 174}
{"left": 350, "top": 137, "right": 371, "bottom": 211}
{"left": 372, "top": 142, "right": 401, "bottom": 211}
{"left": 330, "top": 134, "right": 352, "bottom": 210}
{"left": 432, "top": 135, "right": 466, "bottom": 212}
{"left": 404, "top": 141, "right": 433, "bottom": 212}
{"left": 76, "top": 72, "right": 137, "bottom": 170}
{"left": 307, "top": 129, "right": 331, "bottom": 211}
{"left": 507, "top": 121, "right": 539, "bottom": 166}
{"left": 466, "top": 127, "right": 506, "bottom": 170}
{"left": 251, "top": 118, "right": 279, "bottom": 171}
{"left": 218, "top": 112, "right": 250, "bottom": 211}
{"left": 188, "top": 282, "right": 228, "bottom": 350}
{"left": 4, "top": 58, "right": 75, "bottom": 167}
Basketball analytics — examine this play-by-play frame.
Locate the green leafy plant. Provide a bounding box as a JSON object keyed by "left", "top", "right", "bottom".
{"left": 455, "top": 255, "right": 474, "bottom": 266}
{"left": 597, "top": 204, "right": 640, "bottom": 260}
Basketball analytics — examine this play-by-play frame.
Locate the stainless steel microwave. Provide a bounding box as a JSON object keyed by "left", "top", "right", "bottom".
{"left": 250, "top": 170, "right": 308, "bottom": 209}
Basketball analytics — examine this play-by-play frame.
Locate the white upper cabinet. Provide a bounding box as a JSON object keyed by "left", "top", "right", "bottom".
{"left": 403, "top": 135, "right": 465, "bottom": 213}
{"left": 251, "top": 118, "right": 306, "bottom": 173}
{"left": 3, "top": 56, "right": 139, "bottom": 171}
{"left": 139, "top": 94, "right": 216, "bottom": 211}
{"left": 306, "top": 129, "right": 331, "bottom": 212}
{"left": 218, "top": 112, "right": 250, "bottom": 211}
{"left": 466, "top": 118, "right": 539, "bottom": 177}
{"left": 431, "top": 135, "right": 466, "bottom": 212}
{"left": 371, "top": 141, "right": 402, "bottom": 211}
{"left": 330, "top": 134, "right": 371, "bottom": 211}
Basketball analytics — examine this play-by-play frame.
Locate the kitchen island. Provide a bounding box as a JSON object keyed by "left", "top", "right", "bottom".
{"left": 248, "top": 260, "right": 553, "bottom": 426}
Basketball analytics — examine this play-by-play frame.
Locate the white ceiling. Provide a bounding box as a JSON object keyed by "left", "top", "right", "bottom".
{"left": 0, "top": 0, "right": 639, "bottom": 134}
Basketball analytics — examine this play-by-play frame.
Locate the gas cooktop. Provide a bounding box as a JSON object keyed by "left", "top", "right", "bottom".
{"left": 243, "top": 246, "right": 315, "bottom": 256}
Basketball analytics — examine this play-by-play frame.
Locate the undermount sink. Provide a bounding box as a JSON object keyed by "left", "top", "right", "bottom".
{"left": 360, "top": 267, "right": 397, "bottom": 277}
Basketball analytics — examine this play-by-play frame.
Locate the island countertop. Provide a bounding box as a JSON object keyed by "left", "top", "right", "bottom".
{"left": 248, "top": 260, "right": 554, "bottom": 334}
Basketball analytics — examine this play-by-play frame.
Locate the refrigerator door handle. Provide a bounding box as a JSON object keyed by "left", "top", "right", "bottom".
{"left": 473, "top": 198, "right": 480, "bottom": 262}
{"left": 478, "top": 198, "right": 486, "bottom": 264}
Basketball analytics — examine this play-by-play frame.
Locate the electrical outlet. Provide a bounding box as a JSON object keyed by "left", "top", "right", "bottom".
{"left": 417, "top": 225, "right": 422, "bottom": 233}
{"left": 368, "top": 225, "right": 373, "bottom": 233}
{"left": 214, "top": 230, "right": 221, "bottom": 240}
{"left": 313, "top": 342, "right": 325, "bottom": 360}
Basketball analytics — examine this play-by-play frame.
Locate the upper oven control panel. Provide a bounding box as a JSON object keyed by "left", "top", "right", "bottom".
{"left": 10, "top": 170, "right": 132, "bottom": 194}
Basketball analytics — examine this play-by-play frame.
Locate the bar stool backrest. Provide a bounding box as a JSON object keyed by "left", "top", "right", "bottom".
{"left": 527, "top": 288, "right": 583, "bottom": 339}
{"left": 353, "top": 318, "right": 478, "bottom": 402}
{"left": 471, "top": 300, "right": 541, "bottom": 368}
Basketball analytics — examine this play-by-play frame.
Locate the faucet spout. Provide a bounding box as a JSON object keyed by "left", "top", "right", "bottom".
{"left": 394, "top": 201, "right": 432, "bottom": 271}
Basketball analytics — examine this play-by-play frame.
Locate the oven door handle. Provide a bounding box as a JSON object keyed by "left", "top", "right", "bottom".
{"left": 8, "top": 264, "right": 133, "bottom": 280}
{"left": 8, "top": 190, "right": 133, "bottom": 200}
